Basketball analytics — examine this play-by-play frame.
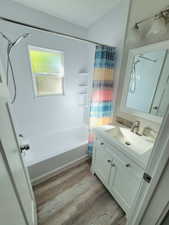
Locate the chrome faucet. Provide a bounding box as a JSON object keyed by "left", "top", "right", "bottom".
{"left": 131, "top": 121, "right": 140, "bottom": 133}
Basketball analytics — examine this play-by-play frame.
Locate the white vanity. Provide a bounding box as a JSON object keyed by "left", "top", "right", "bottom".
{"left": 91, "top": 40, "right": 169, "bottom": 218}
{"left": 91, "top": 124, "right": 154, "bottom": 215}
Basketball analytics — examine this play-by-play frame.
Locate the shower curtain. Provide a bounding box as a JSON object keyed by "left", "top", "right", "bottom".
{"left": 88, "top": 45, "right": 116, "bottom": 154}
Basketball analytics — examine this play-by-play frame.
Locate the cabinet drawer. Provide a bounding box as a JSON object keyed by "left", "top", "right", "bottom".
{"left": 110, "top": 146, "right": 143, "bottom": 178}
{"left": 95, "top": 137, "right": 114, "bottom": 156}
{"left": 95, "top": 137, "right": 106, "bottom": 148}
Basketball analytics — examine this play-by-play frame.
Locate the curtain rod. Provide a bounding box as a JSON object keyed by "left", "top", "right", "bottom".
{"left": 0, "top": 16, "right": 114, "bottom": 48}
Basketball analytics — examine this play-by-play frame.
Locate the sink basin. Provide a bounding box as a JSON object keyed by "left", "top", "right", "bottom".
{"left": 105, "top": 126, "right": 154, "bottom": 155}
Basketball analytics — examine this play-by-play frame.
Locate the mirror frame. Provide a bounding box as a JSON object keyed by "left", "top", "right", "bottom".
{"left": 120, "top": 40, "right": 169, "bottom": 124}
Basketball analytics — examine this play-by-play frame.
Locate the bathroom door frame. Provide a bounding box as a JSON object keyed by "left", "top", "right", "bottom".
{"left": 127, "top": 104, "right": 169, "bottom": 225}
{"left": 0, "top": 57, "right": 37, "bottom": 225}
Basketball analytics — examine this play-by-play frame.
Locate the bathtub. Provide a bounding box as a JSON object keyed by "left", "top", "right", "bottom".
{"left": 22, "top": 126, "right": 88, "bottom": 182}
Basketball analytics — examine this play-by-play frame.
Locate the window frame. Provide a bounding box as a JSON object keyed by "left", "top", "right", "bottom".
{"left": 28, "top": 45, "right": 65, "bottom": 97}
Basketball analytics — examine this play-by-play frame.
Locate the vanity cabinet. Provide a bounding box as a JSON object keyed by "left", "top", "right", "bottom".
{"left": 92, "top": 136, "right": 143, "bottom": 215}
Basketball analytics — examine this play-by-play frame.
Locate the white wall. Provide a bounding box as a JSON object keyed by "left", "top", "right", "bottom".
{"left": 116, "top": 0, "right": 169, "bottom": 130}
{"left": 0, "top": 0, "right": 87, "bottom": 38}
{"left": 87, "top": 0, "right": 130, "bottom": 47}
{"left": 126, "top": 0, "right": 169, "bottom": 48}
{"left": 87, "top": 0, "right": 130, "bottom": 114}
{"left": 0, "top": 1, "right": 92, "bottom": 166}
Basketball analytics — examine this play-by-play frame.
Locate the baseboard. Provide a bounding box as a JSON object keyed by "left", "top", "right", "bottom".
{"left": 31, "top": 154, "right": 89, "bottom": 186}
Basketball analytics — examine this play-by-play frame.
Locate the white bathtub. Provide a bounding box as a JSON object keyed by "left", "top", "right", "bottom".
{"left": 22, "top": 126, "right": 88, "bottom": 181}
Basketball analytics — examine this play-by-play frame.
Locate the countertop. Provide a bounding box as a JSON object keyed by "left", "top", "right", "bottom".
{"left": 93, "top": 123, "right": 153, "bottom": 169}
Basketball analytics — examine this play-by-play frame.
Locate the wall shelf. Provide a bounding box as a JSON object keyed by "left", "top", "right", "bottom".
{"left": 77, "top": 72, "right": 89, "bottom": 107}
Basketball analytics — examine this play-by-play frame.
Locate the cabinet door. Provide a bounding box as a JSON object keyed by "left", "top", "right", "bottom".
{"left": 109, "top": 154, "right": 142, "bottom": 212}
{"left": 94, "top": 144, "right": 113, "bottom": 186}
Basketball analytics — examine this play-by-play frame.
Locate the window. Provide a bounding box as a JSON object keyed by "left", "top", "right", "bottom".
{"left": 29, "top": 46, "right": 64, "bottom": 96}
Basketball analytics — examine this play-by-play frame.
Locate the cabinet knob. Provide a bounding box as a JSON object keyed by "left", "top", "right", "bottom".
{"left": 111, "top": 163, "right": 116, "bottom": 167}
{"left": 153, "top": 106, "right": 159, "bottom": 110}
{"left": 126, "top": 163, "right": 131, "bottom": 167}
{"left": 100, "top": 142, "right": 104, "bottom": 145}
{"left": 107, "top": 160, "right": 111, "bottom": 163}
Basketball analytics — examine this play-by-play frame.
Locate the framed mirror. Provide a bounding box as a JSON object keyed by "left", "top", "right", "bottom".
{"left": 121, "top": 40, "right": 169, "bottom": 123}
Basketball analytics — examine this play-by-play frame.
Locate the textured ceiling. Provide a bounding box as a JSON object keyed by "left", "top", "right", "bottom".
{"left": 11, "top": 0, "right": 120, "bottom": 27}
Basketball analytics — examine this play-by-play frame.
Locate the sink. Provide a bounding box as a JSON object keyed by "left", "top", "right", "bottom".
{"left": 105, "top": 126, "right": 154, "bottom": 155}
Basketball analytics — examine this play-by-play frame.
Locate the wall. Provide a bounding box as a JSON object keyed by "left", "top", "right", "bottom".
{"left": 115, "top": 0, "right": 169, "bottom": 130}
{"left": 0, "top": 0, "right": 87, "bottom": 38}
{"left": 87, "top": 0, "right": 130, "bottom": 113}
{"left": 87, "top": 0, "right": 130, "bottom": 47}
{"left": 0, "top": 1, "right": 92, "bottom": 167}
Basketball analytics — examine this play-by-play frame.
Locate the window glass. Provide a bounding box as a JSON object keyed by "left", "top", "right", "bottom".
{"left": 29, "top": 46, "right": 64, "bottom": 96}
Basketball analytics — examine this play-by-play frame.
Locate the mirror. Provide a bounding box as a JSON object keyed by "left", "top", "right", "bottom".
{"left": 122, "top": 42, "right": 169, "bottom": 120}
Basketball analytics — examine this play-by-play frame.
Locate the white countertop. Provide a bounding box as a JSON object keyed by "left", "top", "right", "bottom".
{"left": 94, "top": 123, "right": 154, "bottom": 169}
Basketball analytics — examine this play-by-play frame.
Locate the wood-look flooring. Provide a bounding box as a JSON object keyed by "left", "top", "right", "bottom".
{"left": 34, "top": 161, "right": 126, "bottom": 225}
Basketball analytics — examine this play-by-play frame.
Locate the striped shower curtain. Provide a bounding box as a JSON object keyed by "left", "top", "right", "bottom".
{"left": 88, "top": 45, "right": 116, "bottom": 154}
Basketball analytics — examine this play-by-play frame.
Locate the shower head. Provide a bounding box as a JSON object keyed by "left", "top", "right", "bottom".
{"left": 138, "top": 55, "right": 157, "bottom": 63}
{"left": 0, "top": 32, "right": 30, "bottom": 47}
{"left": 12, "top": 33, "right": 30, "bottom": 47}
{"left": 0, "top": 32, "right": 31, "bottom": 104}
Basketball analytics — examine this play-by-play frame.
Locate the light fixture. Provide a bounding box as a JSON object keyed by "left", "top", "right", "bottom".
{"left": 146, "top": 16, "right": 168, "bottom": 37}
{"left": 134, "top": 6, "right": 169, "bottom": 37}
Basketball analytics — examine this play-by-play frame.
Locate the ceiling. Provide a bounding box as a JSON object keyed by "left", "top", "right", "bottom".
{"left": 11, "top": 0, "right": 120, "bottom": 28}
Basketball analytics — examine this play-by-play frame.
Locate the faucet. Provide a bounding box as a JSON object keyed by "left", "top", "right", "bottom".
{"left": 131, "top": 121, "right": 140, "bottom": 134}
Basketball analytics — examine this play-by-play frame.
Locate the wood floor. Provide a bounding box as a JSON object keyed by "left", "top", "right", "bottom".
{"left": 34, "top": 161, "right": 126, "bottom": 225}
